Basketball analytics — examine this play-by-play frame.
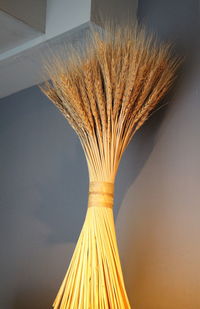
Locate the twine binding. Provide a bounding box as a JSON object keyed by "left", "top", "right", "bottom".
{"left": 88, "top": 182, "right": 114, "bottom": 208}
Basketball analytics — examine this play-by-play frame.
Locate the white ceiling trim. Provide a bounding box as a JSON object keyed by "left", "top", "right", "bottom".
{"left": 0, "top": 22, "right": 91, "bottom": 99}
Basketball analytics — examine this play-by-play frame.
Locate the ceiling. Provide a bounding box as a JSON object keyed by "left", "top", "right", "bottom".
{"left": 0, "top": 0, "right": 137, "bottom": 98}
{"left": 0, "top": 10, "right": 41, "bottom": 54}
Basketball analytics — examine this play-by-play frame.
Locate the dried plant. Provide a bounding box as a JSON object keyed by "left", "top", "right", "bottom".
{"left": 40, "top": 22, "right": 179, "bottom": 309}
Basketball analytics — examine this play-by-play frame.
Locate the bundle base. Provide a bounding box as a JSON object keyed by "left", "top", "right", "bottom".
{"left": 53, "top": 207, "right": 130, "bottom": 309}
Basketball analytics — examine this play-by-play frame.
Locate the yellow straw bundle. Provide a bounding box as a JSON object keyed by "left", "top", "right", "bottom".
{"left": 41, "top": 23, "right": 178, "bottom": 308}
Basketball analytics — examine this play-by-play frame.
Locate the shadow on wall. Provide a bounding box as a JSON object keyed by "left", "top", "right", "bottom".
{"left": 114, "top": 100, "right": 171, "bottom": 217}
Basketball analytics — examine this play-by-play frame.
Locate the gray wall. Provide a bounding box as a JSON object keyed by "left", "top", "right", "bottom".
{"left": 91, "top": 0, "right": 138, "bottom": 24}
{"left": 0, "top": 0, "right": 200, "bottom": 308}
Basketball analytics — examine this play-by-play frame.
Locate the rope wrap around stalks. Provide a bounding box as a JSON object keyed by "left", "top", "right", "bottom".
{"left": 88, "top": 182, "right": 114, "bottom": 208}
{"left": 40, "top": 22, "right": 178, "bottom": 309}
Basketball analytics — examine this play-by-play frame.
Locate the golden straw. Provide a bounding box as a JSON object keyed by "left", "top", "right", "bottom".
{"left": 40, "top": 22, "right": 178, "bottom": 308}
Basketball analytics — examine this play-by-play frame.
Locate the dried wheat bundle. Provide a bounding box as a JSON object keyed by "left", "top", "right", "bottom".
{"left": 40, "top": 23, "right": 178, "bottom": 309}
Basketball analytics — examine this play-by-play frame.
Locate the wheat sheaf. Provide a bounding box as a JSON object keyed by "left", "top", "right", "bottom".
{"left": 40, "top": 23, "right": 179, "bottom": 309}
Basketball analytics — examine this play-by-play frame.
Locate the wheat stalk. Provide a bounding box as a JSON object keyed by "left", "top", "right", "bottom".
{"left": 40, "top": 22, "right": 179, "bottom": 309}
